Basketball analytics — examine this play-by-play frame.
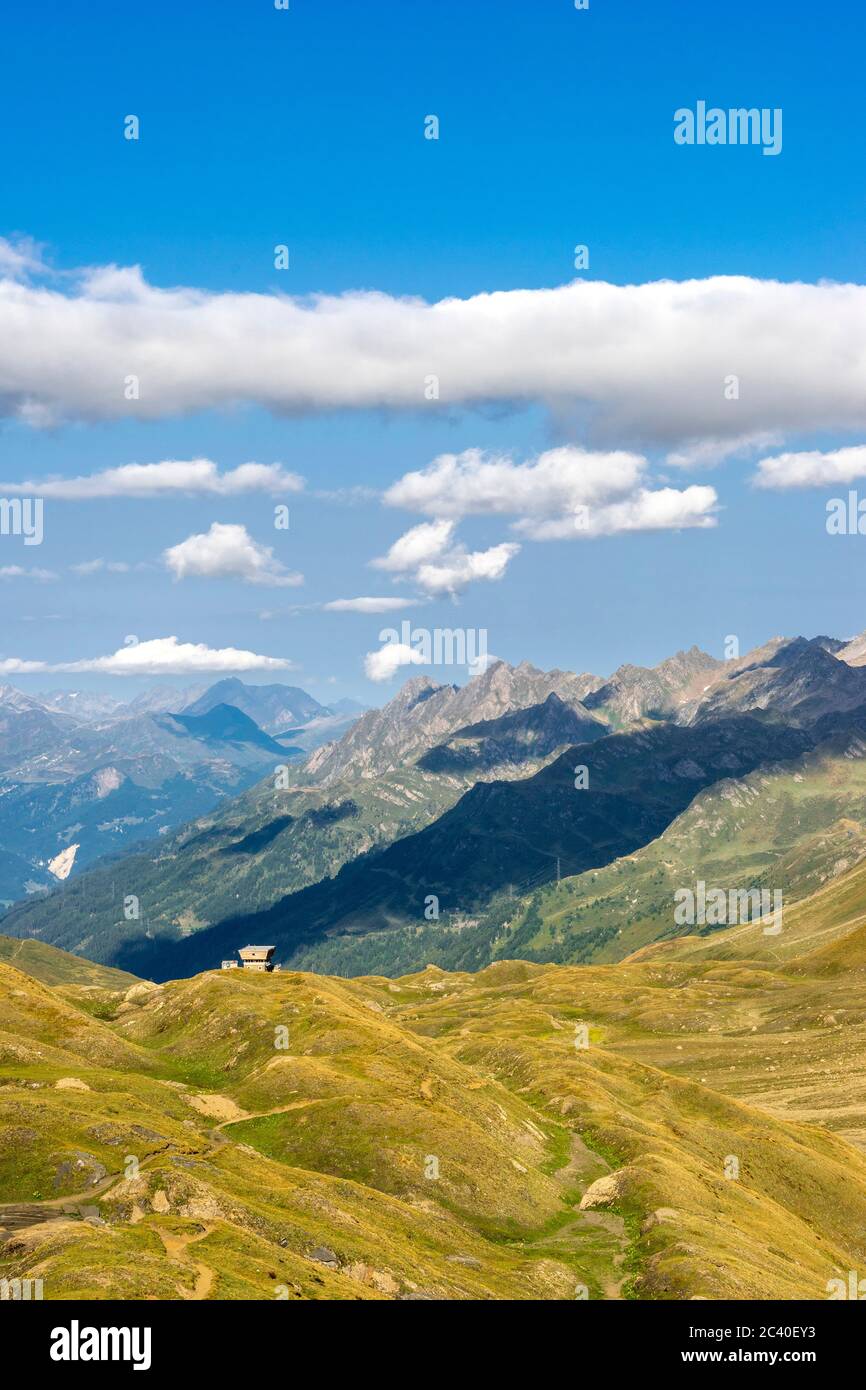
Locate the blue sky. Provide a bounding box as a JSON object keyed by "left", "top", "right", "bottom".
{"left": 2, "top": 0, "right": 866, "bottom": 701}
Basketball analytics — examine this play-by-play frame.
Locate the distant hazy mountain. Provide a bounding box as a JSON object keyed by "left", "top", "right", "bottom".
{"left": 122, "top": 684, "right": 208, "bottom": 716}
{"left": 4, "top": 678, "right": 360, "bottom": 744}
{"left": 0, "top": 686, "right": 78, "bottom": 773}
{"left": 0, "top": 678, "right": 365, "bottom": 905}
{"left": 328, "top": 698, "right": 367, "bottom": 716}
{"left": 39, "top": 685, "right": 207, "bottom": 720}
{"left": 39, "top": 689, "right": 125, "bottom": 720}
{"left": 273, "top": 709, "right": 367, "bottom": 754}
{"left": 170, "top": 702, "right": 291, "bottom": 754}
{"left": 181, "top": 678, "right": 326, "bottom": 733}
{"left": 0, "top": 699, "right": 293, "bottom": 904}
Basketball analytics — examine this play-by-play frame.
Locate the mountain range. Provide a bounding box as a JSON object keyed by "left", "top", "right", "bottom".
{"left": 6, "top": 630, "right": 866, "bottom": 985}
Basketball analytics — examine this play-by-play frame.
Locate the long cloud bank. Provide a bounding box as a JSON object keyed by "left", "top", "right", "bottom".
{"left": 4, "top": 253, "right": 866, "bottom": 452}
{"left": 0, "top": 636, "right": 292, "bottom": 676}
{"left": 0, "top": 459, "right": 302, "bottom": 499}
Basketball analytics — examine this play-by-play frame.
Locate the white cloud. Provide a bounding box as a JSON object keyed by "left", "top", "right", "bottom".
{"left": 2, "top": 458, "right": 303, "bottom": 500}
{"left": 364, "top": 642, "right": 427, "bottom": 682}
{"left": 753, "top": 445, "right": 866, "bottom": 489}
{"left": 371, "top": 519, "right": 456, "bottom": 573}
{"left": 163, "top": 523, "right": 303, "bottom": 588}
{"left": 6, "top": 258, "right": 866, "bottom": 453}
{"left": 0, "top": 565, "right": 58, "bottom": 581}
{"left": 384, "top": 446, "right": 644, "bottom": 519}
{"left": 370, "top": 447, "right": 716, "bottom": 593}
{"left": 371, "top": 515, "right": 520, "bottom": 596}
{"left": 0, "top": 635, "right": 293, "bottom": 676}
{"left": 323, "top": 596, "right": 420, "bottom": 613}
{"left": 416, "top": 542, "right": 520, "bottom": 595}
{"left": 382, "top": 447, "right": 718, "bottom": 542}
{"left": 522, "top": 487, "right": 719, "bottom": 540}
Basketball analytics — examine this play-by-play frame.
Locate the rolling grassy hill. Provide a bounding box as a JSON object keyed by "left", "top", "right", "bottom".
{"left": 0, "top": 936, "right": 140, "bottom": 991}
{"left": 7, "top": 895, "right": 866, "bottom": 1299}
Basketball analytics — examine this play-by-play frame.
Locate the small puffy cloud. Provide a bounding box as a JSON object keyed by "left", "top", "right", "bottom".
{"left": 416, "top": 541, "right": 520, "bottom": 595}
{"left": 372, "top": 519, "right": 456, "bottom": 573}
{"left": 372, "top": 516, "right": 519, "bottom": 597}
{"left": 0, "top": 565, "right": 58, "bottom": 581}
{"left": 754, "top": 445, "right": 866, "bottom": 489}
{"left": 323, "top": 596, "right": 420, "bottom": 613}
{"left": 2, "top": 458, "right": 303, "bottom": 500}
{"left": 364, "top": 642, "right": 427, "bottom": 682}
{"left": 163, "top": 523, "right": 303, "bottom": 587}
{"left": 468, "top": 650, "right": 502, "bottom": 676}
{"left": 383, "top": 446, "right": 717, "bottom": 540}
{"left": 0, "top": 635, "right": 293, "bottom": 676}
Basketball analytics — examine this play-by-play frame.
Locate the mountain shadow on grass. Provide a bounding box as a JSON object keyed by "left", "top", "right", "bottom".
{"left": 111, "top": 715, "right": 813, "bottom": 981}
{"left": 220, "top": 815, "right": 295, "bottom": 855}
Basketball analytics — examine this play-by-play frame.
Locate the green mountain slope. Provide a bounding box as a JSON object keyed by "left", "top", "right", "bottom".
{"left": 497, "top": 712, "right": 866, "bottom": 967}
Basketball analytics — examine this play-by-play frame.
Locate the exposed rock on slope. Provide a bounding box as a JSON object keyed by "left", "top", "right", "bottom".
{"left": 306, "top": 660, "right": 602, "bottom": 783}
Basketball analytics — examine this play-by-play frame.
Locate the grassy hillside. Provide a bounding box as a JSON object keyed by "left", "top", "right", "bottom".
{"left": 0, "top": 958, "right": 619, "bottom": 1299}
{"left": 0, "top": 935, "right": 140, "bottom": 990}
{"left": 7, "top": 904, "right": 866, "bottom": 1299}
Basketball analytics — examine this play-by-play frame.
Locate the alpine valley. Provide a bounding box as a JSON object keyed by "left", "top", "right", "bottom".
{"left": 6, "top": 630, "right": 866, "bottom": 1300}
